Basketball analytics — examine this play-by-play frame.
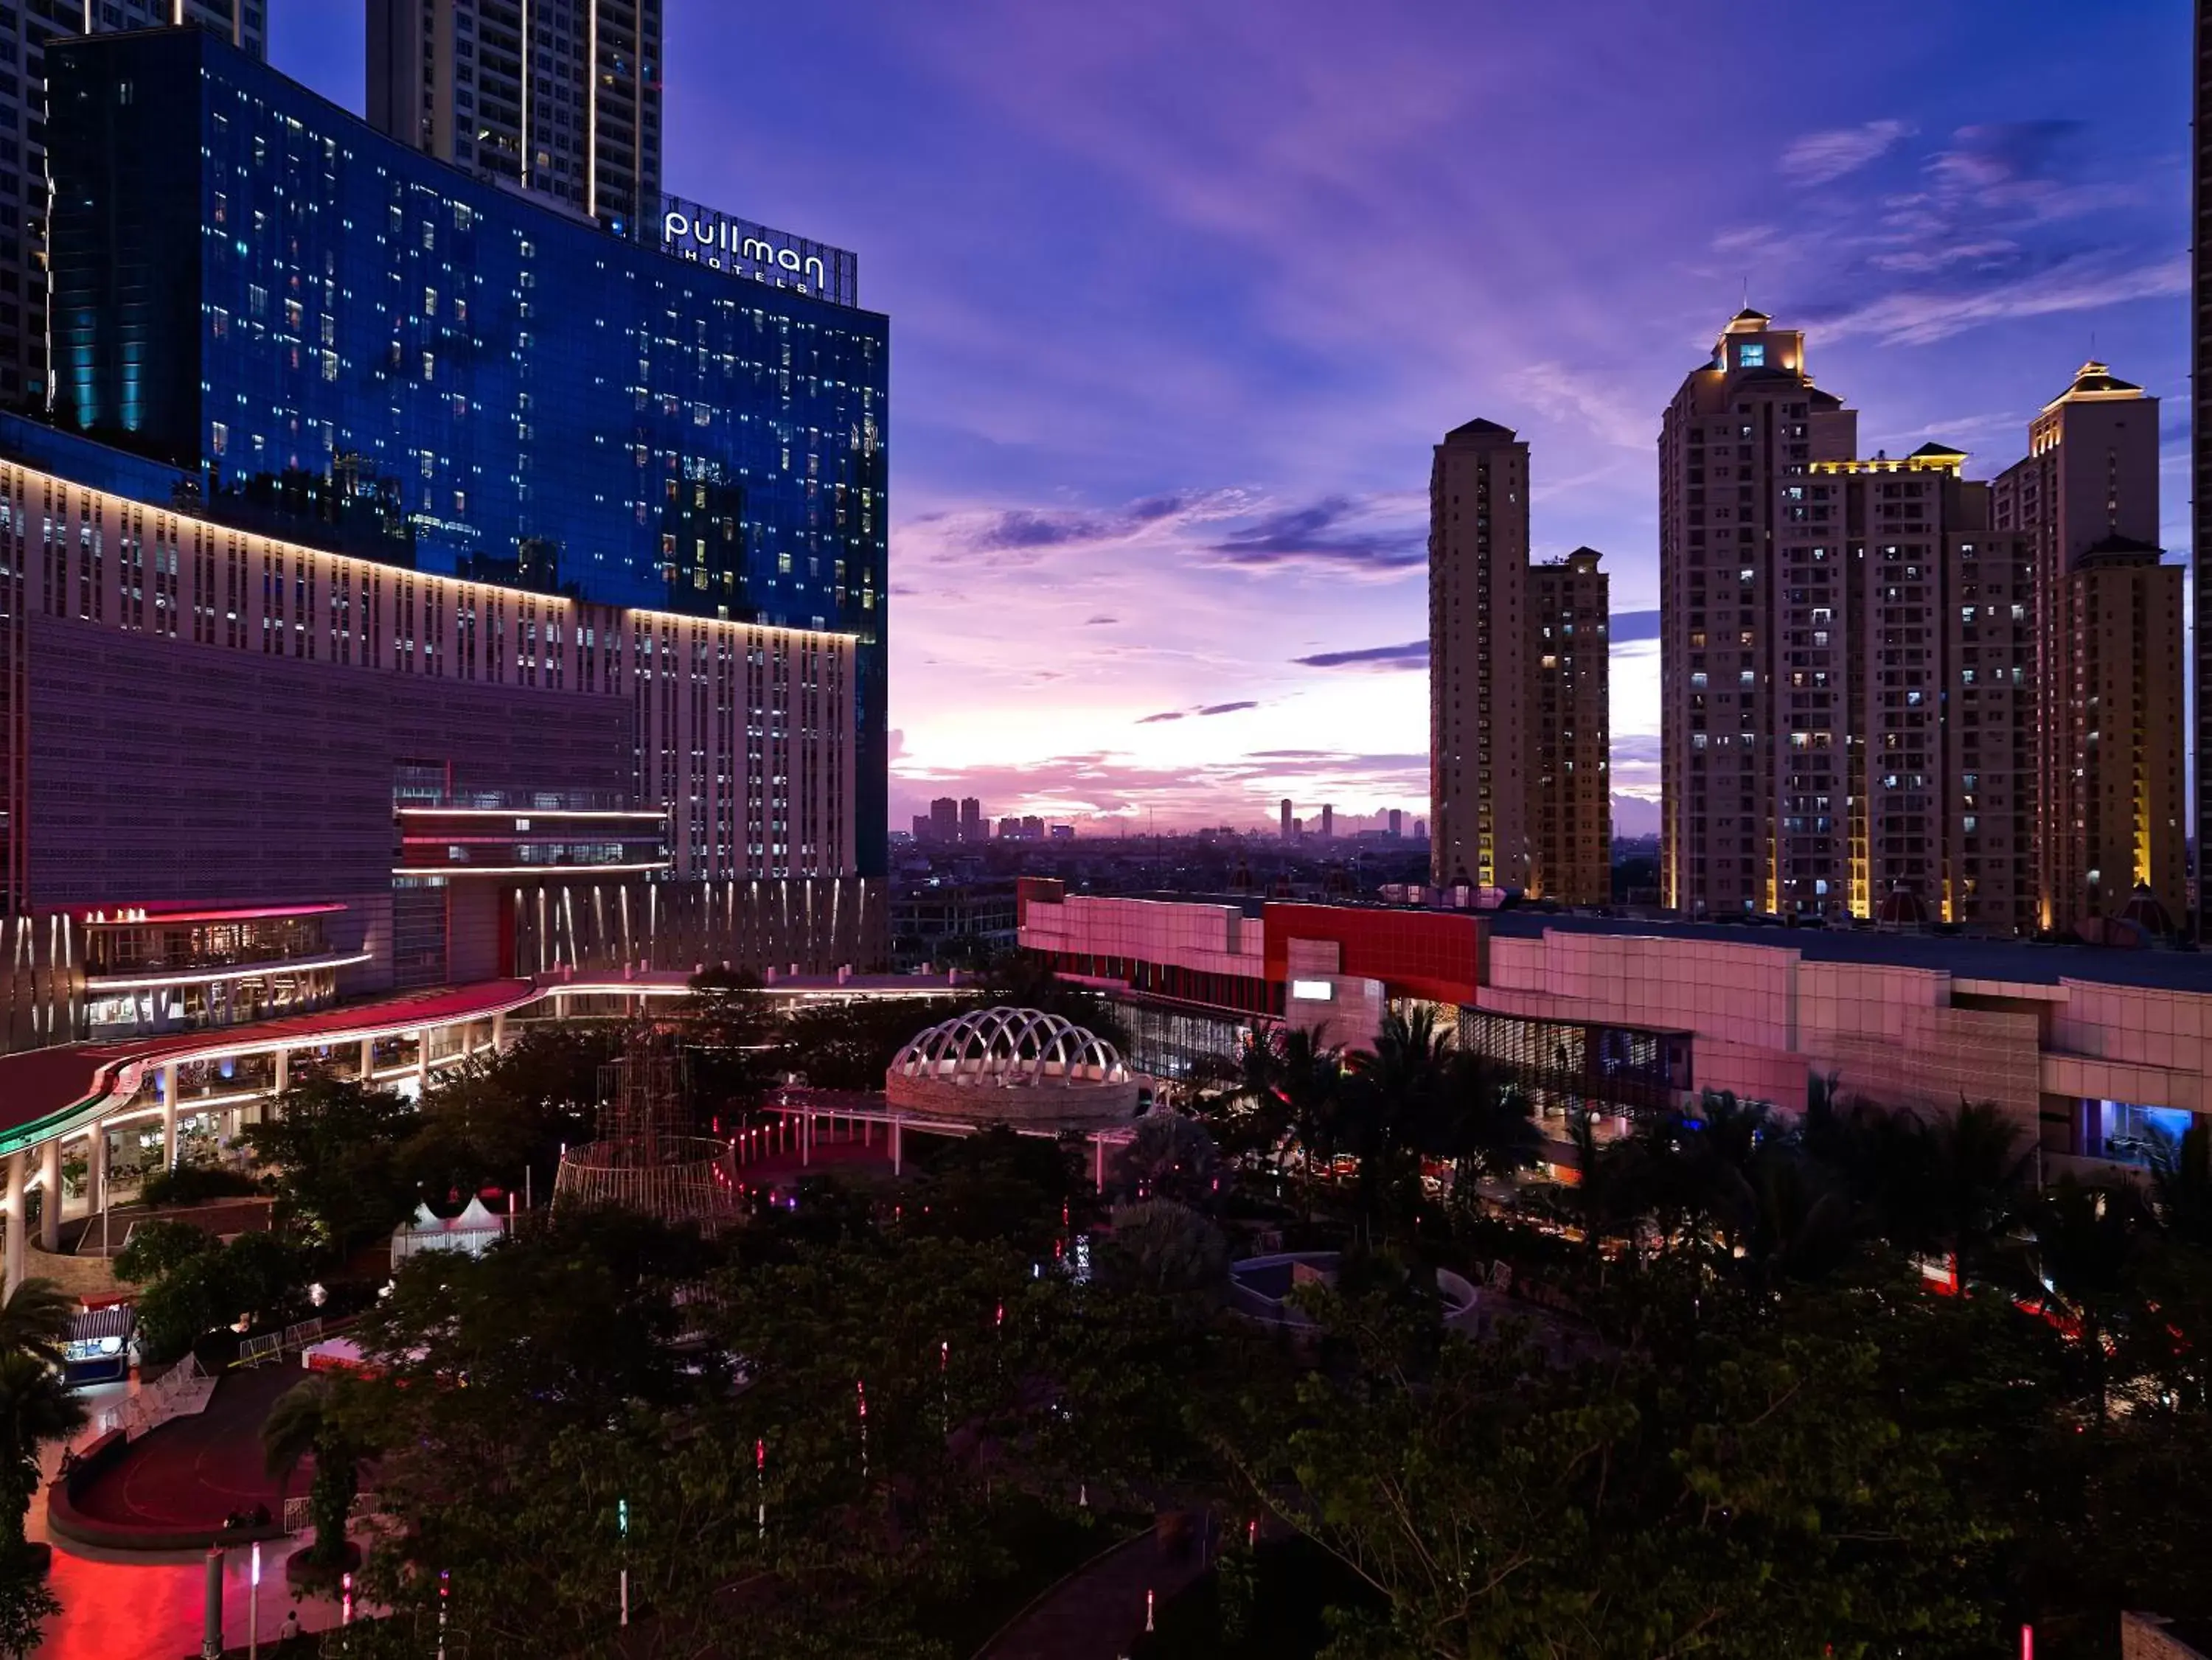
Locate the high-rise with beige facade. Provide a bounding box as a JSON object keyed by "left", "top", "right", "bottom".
{"left": 1992, "top": 362, "right": 2185, "bottom": 935}
{"left": 1428, "top": 422, "right": 1610, "bottom": 903}
{"left": 1789, "top": 453, "right": 2037, "bottom": 933}
{"left": 1661, "top": 309, "right": 2041, "bottom": 932}
{"left": 367, "top": 0, "right": 662, "bottom": 231}
{"left": 1660, "top": 310, "right": 1854, "bottom": 918}
{"left": 1528, "top": 548, "right": 1611, "bottom": 903}
{"left": 1430, "top": 419, "right": 1529, "bottom": 892}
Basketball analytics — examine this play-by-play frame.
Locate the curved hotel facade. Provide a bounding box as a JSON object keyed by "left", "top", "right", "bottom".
{"left": 0, "top": 21, "right": 892, "bottom": 1286}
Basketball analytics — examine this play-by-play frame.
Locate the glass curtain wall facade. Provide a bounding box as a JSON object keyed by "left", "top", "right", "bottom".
{"left": 46, "top": 27, "right": 890, "bottom": 873}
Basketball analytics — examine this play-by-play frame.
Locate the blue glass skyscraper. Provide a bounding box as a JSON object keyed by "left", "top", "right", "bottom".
{"left": 45, "top": 27, "right": 889, "bottom": 873}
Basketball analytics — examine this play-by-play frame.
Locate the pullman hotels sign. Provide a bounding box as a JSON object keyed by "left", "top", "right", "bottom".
{"left": 653, "top": 193, "right": 860, "bottom": 307}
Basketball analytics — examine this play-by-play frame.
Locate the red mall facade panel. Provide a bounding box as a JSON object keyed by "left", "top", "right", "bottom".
{"left": 1261, "top": 903, "right": 1484, "bottom": 1006}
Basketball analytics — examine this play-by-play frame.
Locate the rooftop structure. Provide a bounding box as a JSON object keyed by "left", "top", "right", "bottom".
{"left": 885, "top": 1006, "right": 1136, "bottom": 1128}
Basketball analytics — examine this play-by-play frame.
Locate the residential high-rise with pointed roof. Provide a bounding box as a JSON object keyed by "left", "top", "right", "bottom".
{"left": 1660, "top": 309, "right": 2041, "bottom": 931}
{"left": 1993, "top": 360, "right": 2185, "bottom": 935}
{"left": 1659, "top": 309, "right": 1855, "bottom": 918}
{"left": 1427, "top": 422, "right": 1610, "bottom": 902}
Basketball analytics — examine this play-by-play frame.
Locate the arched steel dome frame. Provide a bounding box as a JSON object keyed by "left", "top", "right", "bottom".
{"left": 889, "top": 1006, "right": 1127, "bottom": 1089}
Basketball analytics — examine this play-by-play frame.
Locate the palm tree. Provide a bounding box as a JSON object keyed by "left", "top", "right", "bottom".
{"left": 1342, "top": 1006, "right": 1460, "bottom": 1243}
{"left": 1433, "top": 1052, "right": 1542, "bottom": 1188}
{"left": 1610, "top": 1092, "right": 1776, "bottom": 1258}
{"left": 1107, "top": 1113, "right": 1221, "bottom": 1208}
{"left": 2020, "top": 1177, "right": 2158, "bottom": 1417}
{"left": 1228, "top": 1025, "right": 1341, "bottom": 1214}
{"left": 263, "top": 1376, "right": 361, "bottom": 1570}
{"left": 2149, "top": 1120, "right": 2212, "bottom": 1249}
{"left": 1743, "top": 1154, "right": 1861, "bottom": 1288}
{"left": 0, "top": 1280, "right": 75, "bottom": 1370}
{"left": 1920, "top": 1099, "right": 2034, "bottom": 1276}
{"left": 0, "top": 1350, "right": 84, "bottom": 1556}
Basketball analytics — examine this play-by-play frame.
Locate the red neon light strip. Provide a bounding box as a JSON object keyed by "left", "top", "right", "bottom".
{"left": 73, "top": 902, "right": 349, "bottom": 926}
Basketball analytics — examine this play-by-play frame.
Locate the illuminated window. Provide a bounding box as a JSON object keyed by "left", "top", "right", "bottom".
{"left": 1738, "top": 343, "right": 1766, "bottom": 369}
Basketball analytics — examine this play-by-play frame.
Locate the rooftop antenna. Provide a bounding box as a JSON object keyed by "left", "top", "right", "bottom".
{"left": 1742, "top": 275, "right": 1750, "bottom": 312}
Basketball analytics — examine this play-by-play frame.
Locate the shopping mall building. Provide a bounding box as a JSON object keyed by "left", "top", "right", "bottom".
{"left": 1017, "top": 880, "right": 2212, "bottom": 1187}
{"left": 0, "top": 26, "right": 892, "bottom": 1288}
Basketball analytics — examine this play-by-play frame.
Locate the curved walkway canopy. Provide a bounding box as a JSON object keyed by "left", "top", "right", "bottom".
{"left": 0, "top": 979, "right": 539, "bottom": 1162}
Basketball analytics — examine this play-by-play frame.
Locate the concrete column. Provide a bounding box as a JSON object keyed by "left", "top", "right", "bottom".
{"left": 5, "top": 1153, "right": 25, "bottom": 1298}
{"left": 414, "top": 1028, "right": 430, "bottom": 1095}
{"left": 1093, "top": 1134, "right": 1106, "bottom": 1193}
{"left": 161, "top": 1066, "right": 180, "bottom": 1169}
{"left": 492, "top": 1011, "right": 508, "bottom": 1050}
{"left": 38, "top": 1138, "right": 58, "bottom": 1250}
{"left": 273, "top": 1047, "right": 289, "bottom": 1095}
{"left": 801, "top": 1114, "right": 810, "bottom": 1168}
{"left": 359, "top": 1038, "right": 375, "bottom": 1081}
{"left": 88, "top": 1126, "right": 107, "bottom": 1224}
{"left": 891, "top": 1117, "right": 902, "bottom": 1177}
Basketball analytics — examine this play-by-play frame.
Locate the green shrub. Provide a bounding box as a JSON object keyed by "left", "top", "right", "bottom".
{"left": 139, "top": 1162, "right": 261, "bottom": 1207}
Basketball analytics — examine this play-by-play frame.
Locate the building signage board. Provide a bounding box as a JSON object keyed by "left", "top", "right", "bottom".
{"left": 650, "top": 194, "right": 859, "bottom": 307}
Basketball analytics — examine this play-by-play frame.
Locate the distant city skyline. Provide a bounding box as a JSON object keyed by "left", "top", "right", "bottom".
{"left": 270, "top": 0, "right": 2191, "bottom": 834}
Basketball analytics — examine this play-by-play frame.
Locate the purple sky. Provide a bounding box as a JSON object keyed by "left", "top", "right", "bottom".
{"left": 275, "top": 1, "right": 2192, "bottom": 837}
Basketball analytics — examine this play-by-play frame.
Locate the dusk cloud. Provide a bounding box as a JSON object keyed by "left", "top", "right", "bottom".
{"left": 1780, "top": 118, "right": 1912, "bottom": 186}
{"left": 1203, "top": 497, "right": 1424, "bottom": 574}
{"left": 1295, "top": 640, "right": 1429, "bottom": 670}
{"left": 1197, "top": 701, "right": 1259, "bottom": 716}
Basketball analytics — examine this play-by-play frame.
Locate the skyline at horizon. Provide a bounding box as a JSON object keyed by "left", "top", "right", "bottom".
{"left": 272, "top": 0, "right": 2193, "bottom": 837}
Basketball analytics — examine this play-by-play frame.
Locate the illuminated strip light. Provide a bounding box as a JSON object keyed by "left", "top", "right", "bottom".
{"left": 77, "top": 902, "right": 349, "bottom": 925}
{"left": 99, "top": 1047, "right": 486, "bottom": 1130}
{"left": 585, "top": 0, "right": 597, "bottom": 220}
{"left": 121, "top": 1008, "right": 524, "bottom": 1077}
{"left": 396, "top": 808, "right": 667, "bottom": 820}
{"left": 86, "top": 951, "right": 374, "bottom": 991}
{"left": 400, "top": 836, "right": 667, "bottom": 847}
{"left": 392, "top": 861, "right": 669, "bottom": 877}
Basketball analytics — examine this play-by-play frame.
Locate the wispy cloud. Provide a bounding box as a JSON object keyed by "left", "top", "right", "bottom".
{"left": 1202, "top": 496, "right": 1423, "bottom": 575}
{"left": 1821, "top": 251, "right": 2187, "bottom": 347}
{"left": 1136, "top": 710, "right": 1186, "bottom": 725}
{"left": 1197, "top": 700, "right": 1259, "bottom": 716}
{"left": 1295, "top": 640, "right": 1429, "bottom": 670}
{"left": 1780, "top": 119, "right": 1913, "bottom": 186}
{"left": 1523, "top": 362, "right": 1653, "bottom": 451}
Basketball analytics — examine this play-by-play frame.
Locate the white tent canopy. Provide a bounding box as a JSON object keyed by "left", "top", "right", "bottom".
{"left": 391, "top": 1198, "right": 510, "bottom": 1266}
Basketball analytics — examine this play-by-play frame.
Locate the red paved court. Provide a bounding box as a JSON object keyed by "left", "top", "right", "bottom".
{"left": 70, "top": 1366, "right": 314, "bottom": 1532}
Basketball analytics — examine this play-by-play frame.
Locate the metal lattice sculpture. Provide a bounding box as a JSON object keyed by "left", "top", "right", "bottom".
{"left": 552, "top": 1028, "right": 745, "bottom": 1228}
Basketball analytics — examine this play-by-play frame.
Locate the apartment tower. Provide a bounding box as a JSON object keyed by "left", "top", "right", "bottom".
{"left": 1660, "top": 310, "right": 1857, "bottom": 916}
{"left": 0, "top": 3, "right": 265, "bottom": 410}
{"left": 366, "top": 0, "right": 662, "bottom": 230}
{"left": 1992, "top": 362, "right": 2185, "bottom": 933}
{"left": 2194, "top": 0, "right": 2212, "bottom": 941}
{"left": 1527, "top": 548, "right": 1611, "bottom": 904}
{"left": 1429, "top": 419, "right": 1528, "bottom": 891}
{"left": 1660, "top": 308, "right": 2045, "bottom": 930}
{"left": 1787, "top": 451, "right": 2037, "bottom": 932}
